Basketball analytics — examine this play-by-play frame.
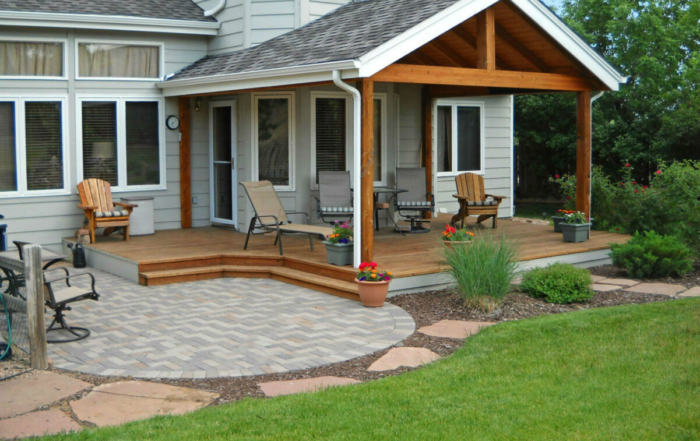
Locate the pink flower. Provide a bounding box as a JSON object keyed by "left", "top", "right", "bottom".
{"left": 656, "top": 170, "right": 662, "bottom": 175}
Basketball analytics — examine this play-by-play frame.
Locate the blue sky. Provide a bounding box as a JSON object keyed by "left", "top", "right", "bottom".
{"left": 541, "top": 0, "right": 564, "bottom": 10}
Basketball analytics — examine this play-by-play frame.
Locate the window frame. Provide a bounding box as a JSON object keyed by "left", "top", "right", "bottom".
{"left": 75, "top": 39, "right": 165, "bottom": 82}
{"left": 0, "top": 95, "right": 69, "bottom": 198}
{"left": 0, "top": 37, "right": 68, "bottom": 80}
{"left": 252, "top": 91, "right": 295, "bottom": 192}
{"left": 435, "top": 99, "right": 486, "bottom": 178}
{"left": 309, "top": 91, "right": 388, "bottom": 190}
{"left": 76, "top": 95, "right": 166, "bottom": 192}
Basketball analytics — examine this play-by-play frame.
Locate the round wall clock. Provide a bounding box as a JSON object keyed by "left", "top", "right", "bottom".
{"left": 166, "top": 115, "right": 180, "bottom": 130}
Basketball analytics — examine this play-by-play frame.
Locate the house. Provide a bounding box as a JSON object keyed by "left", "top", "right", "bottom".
{"left": 0, "top": 0, "right": 625, "bottom": 269}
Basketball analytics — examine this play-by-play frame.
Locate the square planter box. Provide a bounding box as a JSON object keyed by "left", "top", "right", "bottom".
{"left": 552, "top": 216, "right": 566, "bottom": 233}
{"left": 560, "top": 223, "right": 591, "bottom": 243}
{"left": 324, "top": 241, "right": 354, "bottom": 266}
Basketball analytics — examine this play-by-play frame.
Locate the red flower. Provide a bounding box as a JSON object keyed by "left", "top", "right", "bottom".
{"left": 567, "top": 196, "right": 571, "bottom": 200}
{"left": 634, "top": 190, "right": 638, "bottom": 193}
{"left": 632, "top": 181, "right": 636, "bottom": 185}
{"left": 656, "top": 170, "right": 662, "bottom": 175}
{"left": 369, "top": 262, "right": 378, "bottom": 268}
{"left": 555, "top": 174, "right": 560, "bottom": 179}
{"left": 625, "top": 163, "right": 630, "bottom": 168}
{"left": 616, "top": 228, "right": 620, "bottom": 231}
{"left": 620, "top": 182, "right": 624, "bottom": 186}
{"left": 644, "top": 185, "right": 648, "bottom": 189}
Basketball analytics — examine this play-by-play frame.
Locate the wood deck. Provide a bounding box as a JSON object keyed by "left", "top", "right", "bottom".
{"left": 80, "top": 215, "right": 629, "bottom": 298}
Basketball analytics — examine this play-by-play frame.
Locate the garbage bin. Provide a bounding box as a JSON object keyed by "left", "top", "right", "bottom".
{"left": 120, "top": 197, "right": 155, "bottom": 236}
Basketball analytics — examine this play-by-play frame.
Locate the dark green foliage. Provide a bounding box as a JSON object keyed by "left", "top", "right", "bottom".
{"left": 611, "top": 231, "right": 694, "bottom": 279}
{"left": 520, "top": 263, "right": 594, "bottom": 304}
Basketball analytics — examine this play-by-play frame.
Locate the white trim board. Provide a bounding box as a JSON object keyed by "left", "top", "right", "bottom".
{"left": 0, "top": 11, "right": 220, "bottom": 36}
{"left": 209, "top": 99, "right": 238, "bottom": 227}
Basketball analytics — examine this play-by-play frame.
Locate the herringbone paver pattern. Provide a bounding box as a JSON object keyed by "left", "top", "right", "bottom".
{"left": 47, "top": 268, "right": 414, "bottom": 379}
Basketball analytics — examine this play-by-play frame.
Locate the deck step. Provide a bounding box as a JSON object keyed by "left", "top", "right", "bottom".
{"left": 139, "top": 265, "right": 359, "bottom": 301}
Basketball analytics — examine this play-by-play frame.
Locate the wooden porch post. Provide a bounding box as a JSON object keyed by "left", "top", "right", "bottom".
{"left": 179, "top": 97, "right": 192, "bottom": 229}
{"left": 576, "top": 91, "right": 592, "bottom": 218}
{"left": 476, "top": 7, "right": 496, "bottom": 70}
{"left": 359, "top": 80, "right": 375, "bottom": 262}
{"left": 422, "top": 86, "right": 433, "bottom": 219}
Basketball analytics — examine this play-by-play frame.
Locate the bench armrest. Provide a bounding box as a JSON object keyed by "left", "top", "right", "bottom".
{"left": 286, "top": 211, "right": 310, "bottom": 224}
{"left": 114, "top": 202, "right": 137, "bottom": 209}
{"left": 78, "top": 204, "right": 98, "bottom": 211}
{"left": 485, "top": 194, "right": 507, "bottom": 201}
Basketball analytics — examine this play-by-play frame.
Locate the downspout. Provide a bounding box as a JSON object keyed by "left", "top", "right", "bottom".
{"left": 333, "top": 70, "right": 362, "bottom": 268}
{"left": 204, "top": 0, "right": 226, "bottom": 17}
{"left": 589, "top": 91, "right": 604, "bottom": 213}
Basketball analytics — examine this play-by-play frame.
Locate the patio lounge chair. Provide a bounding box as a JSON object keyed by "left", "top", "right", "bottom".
{"left": 241, "top": 181, "right": 333, "bottom": 255}
{"left": 394, "top": 167, "right": 434, "bottom": 234}
{"left": 451, "top": 173, "right": 506, "bottom": 228}
{"left": 315, "top": 171, "right": 354, "bottom": 225}
{"left": 77, "top": 179, "right": 137, "bottom": 243}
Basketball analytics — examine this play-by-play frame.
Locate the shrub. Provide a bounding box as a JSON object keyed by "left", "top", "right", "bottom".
{"left": 443, "top": 233, "right": 520, "bottom": 312}
{"left": 610, "top": 231, "right": 694, "bottom": 279}
{"left": 520, "top": 263, "right": 594, "bottom": 304}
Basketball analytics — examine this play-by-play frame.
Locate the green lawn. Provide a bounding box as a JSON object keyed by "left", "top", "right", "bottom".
{"left": 47, "top": 299, "right": 700, "bottom": 440}
{"left": 515, "top": 202, "right": 563, "bottom": 220}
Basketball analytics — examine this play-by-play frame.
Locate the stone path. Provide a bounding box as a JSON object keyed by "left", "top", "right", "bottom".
{"left": 258, "top": 376, "right": 360, "bottom": 397}
{"left": 592, "top": 278, "right": 697, "bottom": 296}
{"left": 47, "top": 268, "right": 415, "bottom": 379}
{"left": 368, "top": 348, "right": 441, "bottom": 372}
{"left": 418, "top": 320, "right": 495, "bottom": 339}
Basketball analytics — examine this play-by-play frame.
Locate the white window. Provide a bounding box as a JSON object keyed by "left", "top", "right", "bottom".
{"left": 77, "top": 41, "right": 163, "bottom": 80}
{"left": 310, "top": 92, "right": 387, "bottom": 189}
{"left": 77, "top": 97, "right": 165, "bottom": 191}
{"left": 0, "top": 39, "right": 66, "bottom": 79}
{"left": 0, "top": 97, "right": 68, "bottom": 198}
{"left": 436, "top": 100, "right": 485, "bottom": 176}
{"left": 253, "top": 93, "right": 295, "bottom": 191}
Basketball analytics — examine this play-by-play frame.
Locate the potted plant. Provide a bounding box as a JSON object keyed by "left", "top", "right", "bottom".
{"left": 355, "top": 262, "right": 392, "bottom": 307}
{"left": 552, "top": 209, "right": 573, "bottom": 232}
{"left": 560, "top": 211, "right": 591, "bottom": 243}
{"left": 324, "top": 221, "right": 353, "bottom": 266}
{"left": 442, "top": 224, "right": 475, "bottom": 249}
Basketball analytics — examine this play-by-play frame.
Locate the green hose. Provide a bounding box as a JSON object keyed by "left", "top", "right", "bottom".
{"left": 0, "top": 289, "right": 11, "bottom": 361}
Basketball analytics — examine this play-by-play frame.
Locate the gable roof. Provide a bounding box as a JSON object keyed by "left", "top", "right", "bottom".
{"left": 161, "top": 0, "right": 627, "bottom": 95}
{"left": 0, "top": 0, "right": 215, "bottom": 22}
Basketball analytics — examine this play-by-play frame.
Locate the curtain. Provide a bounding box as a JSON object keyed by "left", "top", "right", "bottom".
{"left": 315, "top": 98, "right": 346, "bottom": 184}
{"left": 25, "top": 102, "right": 63, "bottom": 191}
{"left": 0, "top": 42, "right": 62, "bottom": 77}
{"left": 0, "top": 102, "right": 17, "bottom": 192}
{"left": 126, "top": 101, "right": 160, "bottom": 186}
{"left": 78, "top": 44, "right": 159, "bottom": 78}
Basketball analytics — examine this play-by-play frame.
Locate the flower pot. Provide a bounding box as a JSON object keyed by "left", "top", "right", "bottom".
{"left": 324, "top": 241, "right": 354, "bottom": 266}
{"left": 355, "top": 278, "right": 390, "bottom": 307}
{"left": 560, "top": 223, "right": 591, "bottom": 243}
{"left": 442, "top": 240, "right": 472, "bottom": 250}
{"left": 552, "top": 216, "right": 566, "bottom": 233}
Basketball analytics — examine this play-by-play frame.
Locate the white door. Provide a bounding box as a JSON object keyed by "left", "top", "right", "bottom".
{"left": 209, "top": 100, "right": 237, "bottom": 226}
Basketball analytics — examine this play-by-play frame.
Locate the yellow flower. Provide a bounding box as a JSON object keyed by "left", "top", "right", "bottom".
{"left": 371, "top": 274, "right": 377, "bottom": 279}
{"left": 371, "top": 269, "right": 378, "bottom": 274}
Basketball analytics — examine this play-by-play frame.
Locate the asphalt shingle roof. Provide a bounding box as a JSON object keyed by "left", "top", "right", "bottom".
{"left": 0, "top": 0, "right": 215, "bottom": 22}
{"left": 169, "top": 0, "right": 460, "bottom": 81}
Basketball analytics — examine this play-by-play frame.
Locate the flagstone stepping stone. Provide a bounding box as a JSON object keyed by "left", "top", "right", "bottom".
{"left": 592, "top": 284, "right": 620, "bottom": 292}
{"left": 368, "top": 348, "right": 440, "bottom": 372}
{"left": 418, "top": 320, "right": 496, "bottom": 339}
{"left": 598, "top": 278, "right": 639, "bottom": 287}
{"left": 258, "top": 376, "right": 360, "bottom": 397}
{"left": 0, "top": 372, "right": 91, "bottom": 419}
{"left": 679, "top": 287, "right": 700, "bottom": 298}
{"left": 0, "top": 410, "right": 81, "bottom": 439}
{"left": 70, "top": 381, "right": 218, "bottom": 427}
{"left": 624, "top": 283, "right": 686, "bottom": 296}
{"left": 591, "top": 275, "right": 607, "bottom": 282}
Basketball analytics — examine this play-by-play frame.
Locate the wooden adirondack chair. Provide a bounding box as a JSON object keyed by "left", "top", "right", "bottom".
{"left": 451, "top": 173, "right": 506, "bottom": 228}
{"left": 77, "top": 179, "right": 136, "bottom": 243}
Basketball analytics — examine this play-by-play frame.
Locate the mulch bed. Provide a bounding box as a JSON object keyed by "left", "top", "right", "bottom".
{"left": 589, "top": 263, "right": 700, "bottom": 290}
{"left": 44, "top": 281, "right": 681, "bottom": 406}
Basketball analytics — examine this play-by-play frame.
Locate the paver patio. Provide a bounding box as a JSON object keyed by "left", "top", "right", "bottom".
{"left": 47, "top": 268, "right": 415, "bottom": 379}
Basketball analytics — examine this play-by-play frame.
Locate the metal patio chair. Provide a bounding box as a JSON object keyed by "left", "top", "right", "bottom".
{"left": 394, "top": 167, "right": 435, "bottom": 233}
{"left": 44, "top": 270, "right": 100, "bottom": 343}
{"left": 315, "top": 171, "right": 354, "bottom": 225}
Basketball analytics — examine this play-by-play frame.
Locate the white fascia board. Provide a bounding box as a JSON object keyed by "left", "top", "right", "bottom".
{"left": 0, "top": 11, "right": 220, "bottom": 36}
{"left": 358, "top": 0, "right": 499, "bottom": 78}
{"left": 158, "top": 61, "right": 360, "bottom": 96}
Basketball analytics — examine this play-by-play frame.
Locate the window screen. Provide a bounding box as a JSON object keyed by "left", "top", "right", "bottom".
{"left": 437, "top": 106, "right": 452, "bottom": 173}
{"left": 373, "top": 99, "right": 382, "bottom": 180}
{"left": 25, "top": 102, "right": 63, "bottom": 191}
{"left": 0, "top": 42, "right": 63, "bottom": 77}
{"left": 82, "top": 102, "right": 118, "bottom": 185}
{"left": 457, "top": 106, "right": 481, "bottom": 172}
{"left": 257, "top": 98, "right": 290, "bottom": 187}
{"left": 126, "top": 101, "right": 160, "bottom": 186}
{"left": 0, "top": 102, "right": 16, "bottom": 192}
{"left": 315, "top": 97, "right": 346, "bottom": 184}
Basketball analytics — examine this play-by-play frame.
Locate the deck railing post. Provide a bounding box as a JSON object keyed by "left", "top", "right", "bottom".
{"left": 24, "top": 244, "right": 48, "bottom": 370}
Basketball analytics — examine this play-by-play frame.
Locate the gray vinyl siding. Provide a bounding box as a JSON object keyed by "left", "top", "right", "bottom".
{"left": 195, "top": 0, "right": 245, "bottom": 54}
{"left": 434, "top": 95, "right": 514, "bottom": 218}
{"left": 308, "top": 0, "right": 348, "bottom": 21}
{"left": 250, "top": 0, "right": 296, "bottom": 46}
{"left": 0, "top": 27, "right": 208, "bottom": 252}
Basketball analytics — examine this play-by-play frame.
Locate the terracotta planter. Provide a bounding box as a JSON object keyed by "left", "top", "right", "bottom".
{"left": 355, "top": 278, "right": 390, "bottom": 307}
{"left": 442, "top": 240, "right": 473, "bottom": 250}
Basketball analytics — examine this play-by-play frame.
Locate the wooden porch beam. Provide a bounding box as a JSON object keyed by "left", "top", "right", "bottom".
{"left": 576, "top": 91, "right": 592, "bottom": 218}
{"left": 449, "top": 26, "right": 513, "bottom": 70}
{"left": 427, "top": 40, "right": 470, "bottom": 68}
{"left": 371, "top": 64, "right": 595, "bottom": 91}
{"left": 495, "top": 23, "right": 549, "bottom": 72}
{"left": 422, "top": 87, "right": 433, "bottom": 219}
{"left": 358, "top": 79, "right": 375, "bottom": 262}
{"left": 476, "top": 7, "right": 496, "bottom": 70}
{"left": 429, "top": 85, "right": 490, "bottom": 98}
{"left": 179, "top": 97, "right": 192, "bottom": 229}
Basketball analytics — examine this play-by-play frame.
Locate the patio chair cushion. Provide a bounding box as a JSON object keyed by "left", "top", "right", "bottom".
{"left": 321, "top": 206, "right": 354, "bottom": 213}
{"left": 397, "top": 201, "right": 431, "bottom": 207}
{"left": 95, "top": 210, "right": 129, "bottom": 218}
{"left": 465, "top": 200, "right": 498, "bottom": 206}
